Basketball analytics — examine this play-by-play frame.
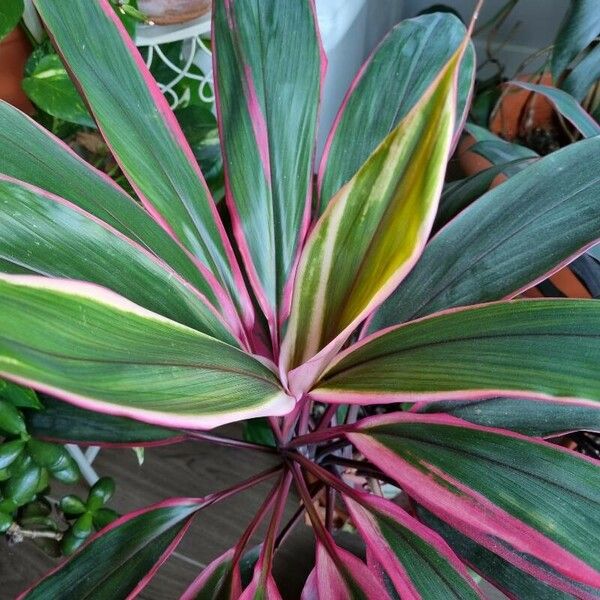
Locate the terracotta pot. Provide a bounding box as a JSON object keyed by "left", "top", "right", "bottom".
{"left": 139, "top": 0, "right": 211, "bottom": 25}
{"left": 489, "top": 72, "right": 555, "bottom": 141}
{"left": 0, "top": 27, "right": 34, "bottom": 114}
{"left": 456, "top": 133, "right": 507, "bottom": 187}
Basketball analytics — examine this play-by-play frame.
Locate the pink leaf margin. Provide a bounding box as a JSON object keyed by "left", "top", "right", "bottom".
{"left": 310, "top": 298, "right": 600, "bottom": 409}
{"left": 16, "top": 497, "right": 203, "bottom": 600}
{"left": 348, "top": 412, "right": 600, "bottom": 596}
{"left": 344, "top": 493, "right": 483, "bottom": 599}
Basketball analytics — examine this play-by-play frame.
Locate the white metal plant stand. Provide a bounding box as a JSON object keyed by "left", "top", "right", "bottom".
{"left": 135, "top": 13, "right": 215, "bottom": 109}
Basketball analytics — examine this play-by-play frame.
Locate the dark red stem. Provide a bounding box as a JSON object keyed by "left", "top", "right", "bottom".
{"left": 286, "top": 423, "right": 353, "bottom": 448}
{"left": 184, "top": 430, "right": 278, "bottom": 454}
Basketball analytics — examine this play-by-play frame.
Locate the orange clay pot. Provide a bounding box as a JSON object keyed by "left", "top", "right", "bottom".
{"left": 489, "top": 72, "right": 555, "bottom": 141}
{"left": 456, "top": 133, "right": 507, "bottom": 187}
{"left": 0, "top": 27, "right": 34, "bottom": 114}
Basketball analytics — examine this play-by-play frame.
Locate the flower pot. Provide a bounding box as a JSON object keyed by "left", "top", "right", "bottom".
{"left": 0, "top": 27, "right": 34, "bottom": 114}
{"left": 138, "top": 0, "right": 211, "bottom": 25}
{"left": 456, "top": 133, "right": 507, "bottom": 186}
{"left": 489, "top": 72, "right": 558, "bottom": 151}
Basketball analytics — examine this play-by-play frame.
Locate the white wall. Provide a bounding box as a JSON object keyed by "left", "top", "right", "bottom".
{"left": 401, "top": 0, "right": 570, "bottom": 76}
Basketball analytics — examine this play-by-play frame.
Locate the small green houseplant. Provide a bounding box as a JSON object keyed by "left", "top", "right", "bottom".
{"left": 0, "top": 0, "right": 599, "bottom": 597}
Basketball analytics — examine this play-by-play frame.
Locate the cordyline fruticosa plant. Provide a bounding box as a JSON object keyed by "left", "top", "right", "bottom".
{"left": 1, "top": 0, "right": 600, "bottom": 597}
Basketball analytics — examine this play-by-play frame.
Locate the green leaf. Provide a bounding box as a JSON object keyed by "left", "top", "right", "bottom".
{"left": 507, "top": 80, "right": 600, "bottom": 138}
{"left": 176, "top": 105, "right": 224, "bottom": 202}
{"left": 562, "top": 43, "right": 600, "bottom": 101}
{"left": 32, "top": 0, "right": 252, "bottom": 324}
{"left": 551, "top": 0, "right": 600, "bottom": 81}
{"left": 0, "top": 102, "right": 234, "bottom": 326}
{"left": 0, "top": 176, "right": 237, "bottom": 345}
{"left": 243, "top": 418, "right": 276, "bottom": 448}
{"left": 87, "top": 477, "right": 115, "bottom": 511}
{"left": 319, "top": 13, "right": 475, "bottom": 210}
{"left": 25, "top": 396, "right": 180, "bottom": 445}
{"left": 417, "top": 507, "right": 576, "bottom": 600}
{"left": 71, "top": 512, "right": 94, "bottom": 538}
{"left": 22, "top": 53, "right": 95, "bottom": 128}
{"left": 349, "top": 412, "right": 600, "bottom": 596}
{"left": 3, "top": 464, "right": 41, "bottom": 507}
{"left": 434, "top": 159, "right": 532, "bottom": 231}
{"left": 371, "top": 136, "right": 600, "bottom": 329}
{"left": 92, "top": 507, "right": 119, "bottom": 530}
{"left": 23, "top": 500, "right": 200, "bottom": 599}
{"left": 213, "top": 0, "right": 322, "bottom": 318}
{"left": 344, "top": 494, "right": 481, "bottom": 599}
{"left": 414, "top": 397, "right": 600, "bottom": 437}
{"left": 0, "top": 400, "right": 25, "bottom": 434}
{"left": 0, "top": 379, "right": 42, "bottom": 409}
{"left": 282, "top": 35, "right": 469, "bottom": 391}
{"left": 0, "top": 511, "right": 12, "bottom": 533}
{"left": 314, "top": 300, "right": 600, "bottom": 405}
{"left": 0, "top": 0, "right": 23, "bottom": 42}
{"left": 0, "top": 275, "right": 294, "bottom": 430}
{"left": 59, "top": 495, "right": 86, "bottom": 516}
{"left": 0, "top": 440, "right": 25, "bottom": 470}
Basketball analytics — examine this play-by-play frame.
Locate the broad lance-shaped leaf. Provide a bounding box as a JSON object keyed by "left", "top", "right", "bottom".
{"left": 32, "top": 0, "right": 253, "bottom": 325}
{"left": 281, "top": 35, "right": 469, "bottom": 393}
{"left": 301, "top": 540, "right": 391, "bottom": 600}
{"left": 413, "top": 397, "right": 600, "bottom": 437}
{"left": 348, "top": 413, "right": 600, "bottom": 597}
{"left": 0, "top": 175, "right": 237, "bottom": 345}
{"left": 507, "top": 80, "right": 600, "bottom": 138}
{"left": 434, "top": 158, "right": 532, "bottom": 232}
{"left": 181, "top": 546, "right": 260, "bottom": 599}
{"left": 370, "top": 136, "right": 600, "bottom": 330}
{"left": 0, "top": 275, "right": 294, "bottom": 429}
{"left": 417, "top": 508, "right": 578, "bottom": 600}
{"left": 344, "top": 494, "right": 482, "bottom": 600}
{"left": 0, "top": 102, "right": 241, "bottom": 332}
{"left": 181, "top": 549, "right": 240, "bottom": 600}
{"left": 26, "top": 396, "right": 182, "bottom": 447}
{"left": 551, "top": 0, "right": 600, "bottom": 82}
{"left": 562, "top": 43, "right": 600, "bottom": 101}
{"left": 18, "top": 498, "right": 201, "bottom": 599}
{"left": 313, "top": 300, "right": 600, "bottom": 405}
{"left": 318, "top": 12, "right": 475, "bottom": 211}
{"left": 213, "top": 0, "right": 323, "bottom": 323}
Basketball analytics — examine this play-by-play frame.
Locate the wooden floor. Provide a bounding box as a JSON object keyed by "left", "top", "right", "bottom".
{"left": 1, "top": 433, "right": 505, "bottom": 600}
{"left": 0, "top": 436, "right": 324, "bottom": 599}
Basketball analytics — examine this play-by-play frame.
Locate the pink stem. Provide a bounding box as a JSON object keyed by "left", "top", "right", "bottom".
{"left": 287, "top": 424, "right": 353, "bottom": 448}
{"left": 205, "top": 464, "right": 283, "bottom": 507}
{"left": 232, "top": 477, "right": 282, "bottom": 567}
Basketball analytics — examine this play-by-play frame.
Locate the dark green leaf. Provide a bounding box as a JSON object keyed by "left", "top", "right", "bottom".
{"left": 551, "top": 0, "right": 600, "bottom": 81}
{"left": 319, "top": 12, "right": 475, "bottom": 210}
{"left": 371, "top": 136, "right": 600, "bottom": 329}
{"left": 3, "top": 464, "right": 41, "bottom": 507}
{"left": 23, "top": 500, "right": 200, "bottom": 599}
{"left": 417, "top": 507, "right": 576, "bottom": 600}
{"left": 0, "top": 380, "right": 42, "bottom": 409}
{"left": 414, "top": 397, "right": 600, "bottom": 436}
{"left": 0, "top": 400, "right": 26, "bottom": 435}
{"left": 0, "top": 0, "right": 23, "bottom": 41}
{"left": 25, "top": 396, "right": 180, "bottom": 445}
{"left": 87, "top": 477, "right": 115, "bottom": 510}
{"left": 0, "top": 440, "right": 25, "bottom": 470}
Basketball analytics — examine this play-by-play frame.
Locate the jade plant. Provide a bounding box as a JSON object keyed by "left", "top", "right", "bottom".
{"left": 0, "top": 0, "right": 599, "bottom": 598}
